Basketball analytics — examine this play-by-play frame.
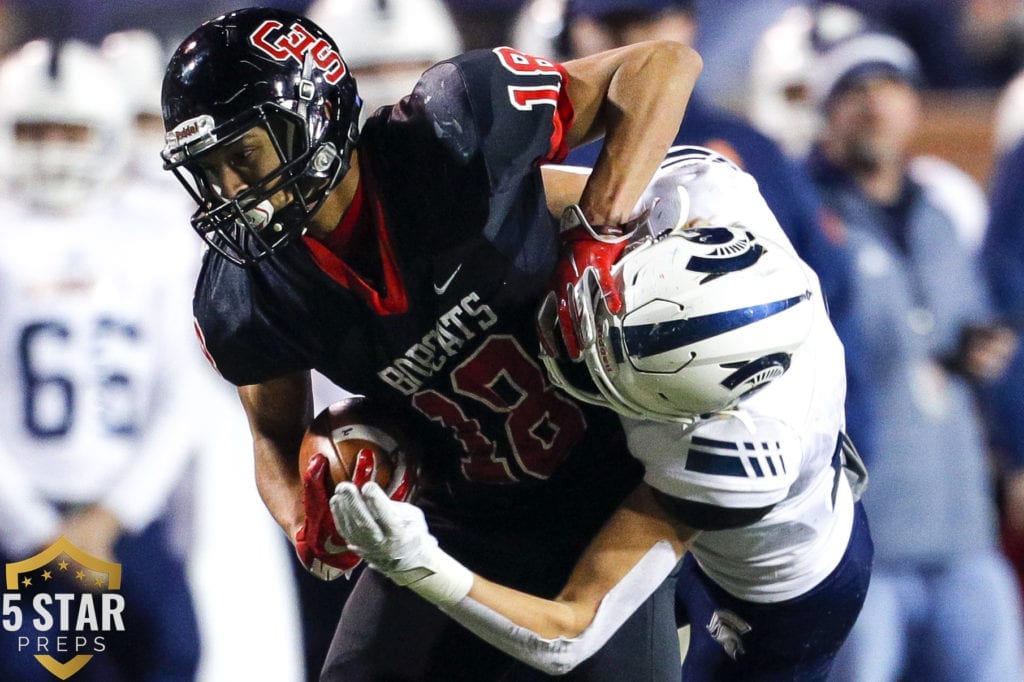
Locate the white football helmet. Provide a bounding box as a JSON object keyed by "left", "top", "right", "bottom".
{"left": 0, "top": 39, "right": 131, "bottom": 211}
{"left": 539, "top": 220, "right": 815, "bottom": 424}
{"left": 101, "top": 30, "right": 169, "bottom": 182}
{"left": 994, "top": 68, "right": 1024, "bottom": 157}
{"left": 306, "top": 0, "right": 463, "bottom": 117}
{"left": 747, "top": 3, "right": 866, "bottom": 157}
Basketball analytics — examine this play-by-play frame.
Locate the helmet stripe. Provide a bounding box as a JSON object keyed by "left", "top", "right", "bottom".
{"left": 623, "top": 293, "right": 810, "bottom": 359}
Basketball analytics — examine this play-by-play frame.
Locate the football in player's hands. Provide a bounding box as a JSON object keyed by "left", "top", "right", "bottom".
{"left": 298, "top": 397, "right": 417, "bottom": 499}
{"left": 295, "top": 397, "right": 418, "bottom": 579}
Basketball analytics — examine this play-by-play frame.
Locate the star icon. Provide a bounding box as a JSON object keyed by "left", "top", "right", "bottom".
{"left": 41, "top": 570, "right": 52, "bottom": 581}
{"left": 58, "top": 560, "right": 69, "bottom": 571}
{"left": 93, "top": 577, "right": 105, "bottom": 588}
{"left": 21, "top": 576, "right": 31, "bottom": 588}
{"left": 75, "top": 570, "right": 85, "bottom": 581}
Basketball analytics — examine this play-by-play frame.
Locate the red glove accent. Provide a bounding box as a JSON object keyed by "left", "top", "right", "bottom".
{"left": 551, "top": 206, "right": 631, "bottom": 360}
{"left": 295, "top": 450, "right": 374, "bottom": 579}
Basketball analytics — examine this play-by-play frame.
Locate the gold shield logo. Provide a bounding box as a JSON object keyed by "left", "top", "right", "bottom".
{"left": 3, "top": 537, "right": 124, "bottom": 680}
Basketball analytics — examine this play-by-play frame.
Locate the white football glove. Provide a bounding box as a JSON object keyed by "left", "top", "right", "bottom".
{"left": 330, "top": 481, "right": 473, "bottom": 607}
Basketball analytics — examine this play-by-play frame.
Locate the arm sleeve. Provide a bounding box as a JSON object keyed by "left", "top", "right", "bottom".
{"left": 191, "top": 257, "right": 310, "bottom": 387}
{"left": 438, "top": 541, "right": 678, "bottom": 675}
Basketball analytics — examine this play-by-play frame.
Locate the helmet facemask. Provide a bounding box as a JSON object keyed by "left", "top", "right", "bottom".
{"left": 540, "top": 225, "right": 815, "bottom": 424}
{"left": 163, "top": 98, "right": 357, "bottom": 266}
{"left": 161, "top": 9, "right": 363, "bottom": 267}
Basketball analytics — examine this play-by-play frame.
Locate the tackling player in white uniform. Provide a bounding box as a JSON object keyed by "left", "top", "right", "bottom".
{"left": 0, "top": 39, "right": 202, "bottom": 682}
{"left": 329, "top": 147, "right": 872, "bottom": 679}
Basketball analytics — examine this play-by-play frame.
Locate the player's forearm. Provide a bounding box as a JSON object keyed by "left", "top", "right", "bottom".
{"left": 468, "top": 575, "right": 591, "bottom": 639}
{"left": 430, "top": 487, "right": 695, "bottom": 673}
{"left": 580, "top": 40, "right": 701, "bottom": 225}
{"left": 254, "top": 437, "right": 305, "bottom": 539}
{"left": 437, "top": 538, "right": 682, "bottom": 675}
{"left": 239, "top": 375, "right": 313, "bottom": 539}
{"left": 466, "top": 484, "right": 692, "bottom": 638}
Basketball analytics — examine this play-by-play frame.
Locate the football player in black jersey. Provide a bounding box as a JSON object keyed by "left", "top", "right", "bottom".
{"left": 161, "top": 7, "right": 701, "bottom": 680}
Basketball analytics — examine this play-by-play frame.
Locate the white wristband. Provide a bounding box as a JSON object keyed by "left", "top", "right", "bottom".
{"left": 383, "top": 544, "right": 473, "bottom": 608}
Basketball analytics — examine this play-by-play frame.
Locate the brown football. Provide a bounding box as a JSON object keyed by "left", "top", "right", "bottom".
{"left": 298, "top": 397, "right": 416, "bottom": 496}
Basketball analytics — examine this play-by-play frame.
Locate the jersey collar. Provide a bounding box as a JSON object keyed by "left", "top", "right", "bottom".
{"left": 303, "top": 170, "right": 409, "bottom": 315}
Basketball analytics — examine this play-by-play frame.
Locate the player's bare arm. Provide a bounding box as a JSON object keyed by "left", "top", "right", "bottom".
{"left": 540, "top": 165, "right": 590, "bottom": 217}
{"left": 467, "top": 484, "right": 697, "bottom": 638}
{"left": 331, "top": 480, "right": 697, "bottom": 673}
{"left": 238, "top": 371, "right": 314, "bottom": 538}
{"left": 561, "top": 40, "right": 702, "bottom": 225}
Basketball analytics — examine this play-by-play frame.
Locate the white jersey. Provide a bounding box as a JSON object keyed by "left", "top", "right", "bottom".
{"left": 622, "top": 149, "right": 853, "bottom": 602}
{"left": 0, "top": 185, "right": 202, "bottom": 554}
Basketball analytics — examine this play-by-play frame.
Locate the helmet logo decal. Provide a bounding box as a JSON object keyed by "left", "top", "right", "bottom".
{"left": 719, "top": 352, "right": 791, "bottom": 391}
{"left": 165, "top": 114, "right": 215, "bottom": 149}
{"left": 682, "top": 228, "right": 765, "bottom": 274}
{"left": 249, "top": 20, "right": 347, "bottom": 85}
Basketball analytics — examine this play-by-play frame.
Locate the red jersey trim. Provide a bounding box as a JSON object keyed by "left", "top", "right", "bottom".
{"left": 193, "top": 317, "right": 223, "bottom": 377}
{"left": 302, "top": 170, "right": 409, "bottom": 315}
{"left": 541, "top": 61, "right": 575, "bottom": 165}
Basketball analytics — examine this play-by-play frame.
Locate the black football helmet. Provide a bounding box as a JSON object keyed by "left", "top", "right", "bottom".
{"left": 161, "top": 8, "right": 361, "bottom": 266}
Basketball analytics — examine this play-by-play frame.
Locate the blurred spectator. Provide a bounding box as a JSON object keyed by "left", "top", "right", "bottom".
{"left": 0, "top": 39, "right": 202, "bottom": 681}
{"left": 747, "top": 4, "right": 992, "bottom": 252}
{"left": 687, "top": 0, "right": 806, "bottom": 113}
{"left": 981, "top": 138, "right": 1024, "bottom": 596}
{"left": 442, "top": 0, "right": 527, "bottom": 50}
{"left": 805, "top": 31, "right": 1024, "bottom": 681}
{"left": 558, "top": 0, "right": 876, "bottom": 466}
{"left": 985, "top": 140, "right": 1024, "bottom": 360}
{"left": 993, "top": 64, "right": 1024, "bottom": 158}
{"left": 306, "top": 0, "right": 463, "bottom": 119}
{"left": 833, "top": 0, "right": 1024, "bottom": 87}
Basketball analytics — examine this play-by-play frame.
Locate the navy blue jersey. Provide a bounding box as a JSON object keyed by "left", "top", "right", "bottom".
{"left": 193, "top": 48, "right": 637, "bottom": 513}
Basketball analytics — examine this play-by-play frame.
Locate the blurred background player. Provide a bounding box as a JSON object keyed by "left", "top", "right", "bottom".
{"left": 99, "top": 26, "right": 308, "bottom": 682}
{"left": 746, "top": 2, "right": 866, "bottom": 159}
{"left": 979, "top": 113, "right": 1024, "bottom": 607}
{"left": 804, "top": 30, "right": 1024, "bottom": 681}
{"left": 100, "top": 29, "right": 178, "bottom": 188}
{"left": 306, "top": 0, "right": 463, "bottom": 120}
{"left": 0, "top": 38, "right": 202, "bottom": 682}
